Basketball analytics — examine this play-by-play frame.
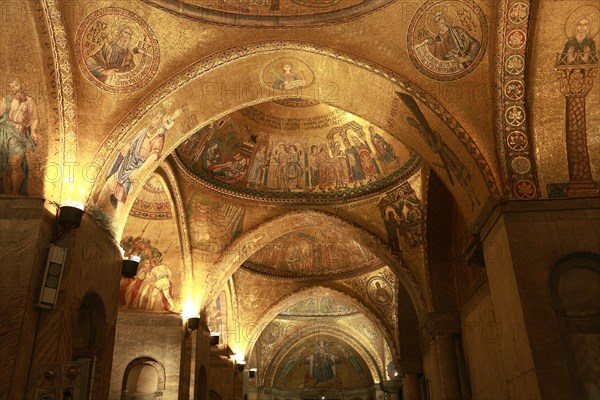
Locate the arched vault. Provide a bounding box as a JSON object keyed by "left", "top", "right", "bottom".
{"left": 88, "top": 42, "right": 500, "bottom": 237}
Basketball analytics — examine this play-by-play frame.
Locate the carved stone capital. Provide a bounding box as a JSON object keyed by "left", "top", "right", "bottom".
{"left": 398, "top": 358, "right": 423, "bottom": 375}
{"left": 420, "top": 311, "right": 461, "bottom": 341}
{"left": 556, "top": 64, "right": 597, "bottom": 96}
{"left": 381, "top": 379, "right": 403, "bottom": 393}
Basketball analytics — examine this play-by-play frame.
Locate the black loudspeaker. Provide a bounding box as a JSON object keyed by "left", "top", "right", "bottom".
{"left": 36, "top": 246, "right": 67, "bottom": 309}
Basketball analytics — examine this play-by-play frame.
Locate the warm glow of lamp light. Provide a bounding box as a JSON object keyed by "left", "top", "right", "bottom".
{"left": 230, "top": 352, "right": 245, "bottom": 364}
{"left": 63, "top": 200, "right": 84, "bottom": 211}
{"left": 181, "top": 293, "right": 201, "bottom": 320}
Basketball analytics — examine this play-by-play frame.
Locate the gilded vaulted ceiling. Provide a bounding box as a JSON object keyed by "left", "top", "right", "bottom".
{"left": 3, "top": 0, "right": 599, "bottom": 394}
{"left": 143, "top": 0, "right": 395, "bottom": 27}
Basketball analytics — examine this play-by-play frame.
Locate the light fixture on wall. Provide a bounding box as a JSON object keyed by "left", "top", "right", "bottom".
{"left": 210, "top": 332, "right": 221, "bottom": 346}
{"left": 57, "top": 201, "right": 85, "bottom": 229}
{"left": 236, "top": 360, "right": 246, "bottom": 372}
{"left": 248, "top": 368, "right": 257, "bottom": 379}
{"left": 187, "top": 316, "right": 200, "bottom": 332}
{"left": 121, "top": 255, "right": 141, "bottom": 278}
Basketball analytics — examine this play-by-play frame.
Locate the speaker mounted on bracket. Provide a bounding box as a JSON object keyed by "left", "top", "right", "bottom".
{"left": 36, "top": 245, "right": 67, "bottom": 309}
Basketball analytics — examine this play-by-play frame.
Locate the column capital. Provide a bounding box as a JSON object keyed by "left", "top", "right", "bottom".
{"left": 398, "top": 358, "right": 422, "bottom": 375}
{"left": 381, "top": 379, "right": 403, "bottom": 393}
{"left": 420, "top": 311, "right": 460, "bottom": 340}
{"left": 556, "top": 63, "right": 597, "bottom": 96}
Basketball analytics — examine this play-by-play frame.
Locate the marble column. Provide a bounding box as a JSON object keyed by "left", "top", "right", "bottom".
{"left": 420, "top": 312, "right": 462, "bottom": 400}
{"left": 556, "top": 53, "right": 599, "bottom": 197}
{"left": 398, "top": 358, "right": 422, "bottom": 400}
{"left": 436, "top": 335, "right": 461, "bottom": 399}
{"left": 402, "top": 374, "right": 422, "bottom": 400}
{"left": 381, "top": 380, "right": 403, "bottom": 400}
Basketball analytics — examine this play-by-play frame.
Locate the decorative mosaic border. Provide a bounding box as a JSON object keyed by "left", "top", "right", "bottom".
{"left": 155, "top": 161, "right": 194, "bottom": 296}
{"left": 90, "top": 41, "right": 501, "bottom": 204}
{"left": 494, "top": 0, "right": 540, "bottom": 199}
{"left": 42, "top": 0, "right": 78, "bottom": 201}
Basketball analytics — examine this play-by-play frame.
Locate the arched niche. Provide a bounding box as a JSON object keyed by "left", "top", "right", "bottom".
{"left": 121, "top": 357, "right": 166, "bottom": 400}
{"left": 196, "top": 365, "right": 208, "bottom": 399}
{"left": 550, "top": 253, "right": 600, "bottom": 400}
{"left": 72, "top": 292, "right": 108, "bottom": 397}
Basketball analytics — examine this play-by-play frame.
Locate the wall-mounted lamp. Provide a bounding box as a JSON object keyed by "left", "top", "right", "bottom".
{"left": 210, "top": 332, "right": 221, "bottom": 346}
{"left": 236, "top": 360, "right": 246, "bottom": 372}
{"left": 121, "top": 256, "right": 141, "bottom": 278}
{"left": 187, "top": 317, "right": 200, "bottom": 331}
{"left": 249, "top": 368, "right": 257, "bottom": 379}
{"left": 58, "top": 201, "right": 84, "bottom": 229}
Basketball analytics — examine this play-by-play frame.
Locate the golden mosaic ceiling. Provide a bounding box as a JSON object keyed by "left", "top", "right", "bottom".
{"left": 175, "top": 101, "right": 418, "bottom": 204}
{"left": 144, "top": 0, "right": 394, "bottom": 27}
{"left": 279, "top": 296, "right": 359, "bottom": 318}
{"left": 242, "top": 225, "right": 382, "bottom": 280}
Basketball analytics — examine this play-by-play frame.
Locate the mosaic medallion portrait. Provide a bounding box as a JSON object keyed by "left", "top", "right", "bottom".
{"left": 407, "top": 0, "right": 487, "bottom": 81}
{"left": 261, "top": 58, "right": 315, "bottom": 91}
{"left": 75, "top": 7, "right": 160, "bottom": 93}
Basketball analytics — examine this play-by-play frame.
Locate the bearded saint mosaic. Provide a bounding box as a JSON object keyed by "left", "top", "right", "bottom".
{"left": 407, "top": 0, "right": 487, "bottom": 80}
{"left": 75, "top": 7, "right": 160, "bottom": 93}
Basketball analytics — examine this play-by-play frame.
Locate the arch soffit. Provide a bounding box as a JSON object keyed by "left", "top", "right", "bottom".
{"left": 245, "top": 285, "right": 397, "bottom": 371}
{"left": 207, "top": 210, "right": 426, "bottom": 317}
{"left": 87, "top": 42, "right": 501, "bottom": 233}
{"left": 262, "top": 324, "right": 384, "bottom": 387}
{"left": 151, "top": 161, "right": 194, "bottom": 293}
